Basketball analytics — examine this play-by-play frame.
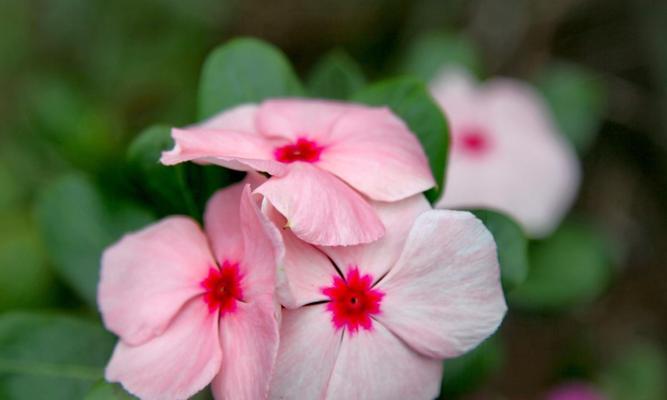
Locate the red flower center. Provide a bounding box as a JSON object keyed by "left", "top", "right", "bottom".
{"left": 457, "top": 128, "right": 490, "bottom": 156}
{"left": 274, "top": 137, "right": 323, "bottom": 163}
{"left": 201, "top": 261, "right": 243, "bottom": 315}
{"left": 321, "top": 267, "right": 384, "bottom": 334}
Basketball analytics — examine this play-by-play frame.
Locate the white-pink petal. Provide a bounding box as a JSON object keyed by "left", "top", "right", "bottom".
{"left": 269, "top": 305, "right": 342, "bottom": 399}
{"left": 256, "top": 99, "right": 353, "bottom": 142}
{"left": 432, "top": 68, "right": 580, "bottom": 237}
{"left": 105, "top": 300, "right": 222, "bottom": 400}
{"left": 321, "top": 194, "right": 430, "bottom": 284}
{"left": 325, "top": 323, "right": 443, "bottom": 400}
{"left": 318, "top": 106, "right": 435, "bottom": 201}
{"left": 376, "top": 210, "right": 507, "bottom": 359}
{"left": 212, "top": 299, "right": 280, "bottom": 400}
{"left": 98, "top": 217, "right": 213, "bottom": 346}
{"left": 255, "top": 162, "right": 384, "bottom": 246}
{"left": 160, "top": 128, "right": 287, "bottom": 176}
{"left": 238, "top": 184, "right": 283, "bottom": 301}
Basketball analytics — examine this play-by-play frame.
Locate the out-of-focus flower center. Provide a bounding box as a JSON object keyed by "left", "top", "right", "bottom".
{"left": 321, "top": 267, "right": 384, "bottom": 334}
{"left": 201, "top": 260, "right": 243, "bottom": 315}
{"left": 274, "top": 137, "right": 323, "bottom": 163}
{"left": 456, "top": 128, "right": 490, "bottom": 156}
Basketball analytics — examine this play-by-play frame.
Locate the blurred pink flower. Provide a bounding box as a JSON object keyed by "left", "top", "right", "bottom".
{"left": 268, "top": 194, "right": 507, "bottom": 399}
{"left": 545, "top": 382, "right": 607, "bottom": 400}
{"left": 161, "top": 99, "right": 435, "bottom": 246}
{"left": 97, "top": 179, "right": 282, "bottom": 400}
{"left": 431, "top": 69, "right": 580, "bottom": 237}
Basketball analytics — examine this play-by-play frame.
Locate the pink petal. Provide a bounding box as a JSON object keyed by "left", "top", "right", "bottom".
{"left": 276, "top": 226, "right": 335, "bottom": 308}
{"left": 318, "top": 106, "right": 435, "bottom": 201}
{"left": 376, "top": 210, "right": 507, "bottom": 359}
{"left": 432, "top": 69, "right": 580, "bottom": 237}
{"left": 256, "top": 99, "right": 354, "bottom": 142}
{"left": 269, "top": 305, "right": 343, "bottom": 399}
{"left": 237, "top": 184, "right": 284, "bottom": 300}
{"left": 198, "top": 104, "right": 258, "bottom": 132}
{"left": 325, "top": 322, "right": 443, "bottom": 399}
{"left": 321, "top": 194, "right": 430, "bottom": 284}
{"left": 204, "top": 173, "right": 266, "bottom": 265}
{"left": 211, "top": 299, "right": 280, "bottom": 400}
{"left": 98, "top": 217, "right": 213, "bottom": 345}
{"left": 160, "top": 128, "right": 287, "bottom": 176}
{"left": 254, "top": 162, "right": 385, "bottom": 246}
{"left": 105, "top": 300, "right": 221, "bottom": 400}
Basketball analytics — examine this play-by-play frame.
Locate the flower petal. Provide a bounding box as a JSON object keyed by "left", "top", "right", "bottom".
{"left": 204, "top": 173, "right": 266, "bottom": 265}
{"left": 317, "top": 106, "right": 435, "bottom": 201}
{"left": 238, "top": 184, "right": 284, "bottom": 300}
{"left": 160, "top": 128, "right": 287, "bottom": 176}
{"left": 105, "top": 300, "right": 221, "bottom": 400}
{"left": 256, "top": 99, "right": 353, "bottom": 142}
{"left": 321, "top": 194, "right": 430, "bottom": 284}
{"left": 98, "top": 217, "right": 213, "bottom": 345}
{"left": 376, "top": 210, "right": 507, "bottom": 359}
{"left": 255, "top": 162, "right": 385, "bottom": 246}
{"left": 269, "top": 305, "right": 342, "bottom": 399}
{"left": 277, "top": 226, "right": 336, "bottom": 308}
{"left": 325, "top": 322, "right": 443, "bottom": 399}
{"left": 198, "top": 104, "right": 258, "bottom": 132}
{"left": 211, "top": 299, "right": 280, "bottom": 400}
{"left": 432, "top": 69, "right": 580, "bottom": 237}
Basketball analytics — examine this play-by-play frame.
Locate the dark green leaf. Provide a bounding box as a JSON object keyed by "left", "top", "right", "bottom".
{"left": 400, "top": 32, "right": 483, "bottom": 82}
{"left": 473, "top": 209, "right": 529, "bottom": 290}
{"left": 307, "top": 50, "right": 366, "bottom": 100}
{"left": 509, "top": 220, "right": 613, "bottom": 311}
{"left": 0, "top": 312, "right": 115, "bottom": 400}
{"left": 353, "top": 77, "right": 450, "bottom": 202}
{"left": 35, "top": 174, "right": 154, "bottom": 307}
{"left": 536, "top": 63, "right": 606, "bottom": 153}
{"left": 126, "top": 125, "right": 199, "bottom": 217}
{"left": 440, "top": 335, "right": 503, "bottom": 398}
{"left": 198, "top": 38, "right": 304, "bottom": 119}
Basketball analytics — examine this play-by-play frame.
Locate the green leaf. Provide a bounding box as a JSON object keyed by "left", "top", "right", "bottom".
{"left": 536, "top": 63, "right": 606, "bottom": 153}
{"left": 353, "top": 77, "right": 450, "bottom": 202}
{"left": 35, "top": 173, "right": 154, "bottom": 307}
{"left": 509, "top": 220, "right": 613, "bottom": 311}
{"left": 440, "top": 335, "right": 503, "bottom": 398}
{"left": 0, "top": 312, "right": 115, "bottom": 400}
{"left": 198, "top": 37, "right": 304, "bottom": 119}
{"left": 473, "top": 210, "right": 529, "bottom": 290}
{"left": 85, "top": 381, "right": 137, "bottom": 400}
{"left": 126, "top": 125, "right": 198, "bottom": 217}
{"left": 0, "top": 213, "right": 55, "bottom": 311}
{"left": 307, "top": 50, "right": 366, "bottom": 100}
{"left": 400, "top": 32, "right": 483, "bottom": 82}
{"left": 600, "top": 342, "right": 667, "bottom": 400}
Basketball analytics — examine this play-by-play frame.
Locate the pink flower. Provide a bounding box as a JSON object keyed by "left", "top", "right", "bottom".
{"left": 160, "top": 99, "right": 435, "bottom": 246}
{"left": 267, "top": 194, "right": 507, "bottom": 399}
{"left": 97, "top": 178, "right": 283, "bottom": 400}
{"left": 431, "top": 68, "right": 580, "bottom": 237}
{"left": 545, "top": 382, "right": 608, "bottom": 400}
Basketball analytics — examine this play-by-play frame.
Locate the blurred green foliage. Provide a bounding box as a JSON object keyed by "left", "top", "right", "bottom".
{"left": 198, "top": 38, "right": 305, "bottom": 120}
{"left": 0, "top": 312, "right": 115, "bottom": 400}
{"left": 307, "top": 50, "right": 367, "bottom": 100}
{"left": 509, "top": 219, "right": 613, "bottom": 311}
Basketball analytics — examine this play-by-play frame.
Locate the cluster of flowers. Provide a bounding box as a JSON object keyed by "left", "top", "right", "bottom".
{"left": 98, "top": 68, "right": 577, "bottom": 399}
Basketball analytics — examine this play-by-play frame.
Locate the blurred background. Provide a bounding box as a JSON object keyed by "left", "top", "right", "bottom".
{"left": 1, "top": 0, "right": 666, "bottom": 399}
